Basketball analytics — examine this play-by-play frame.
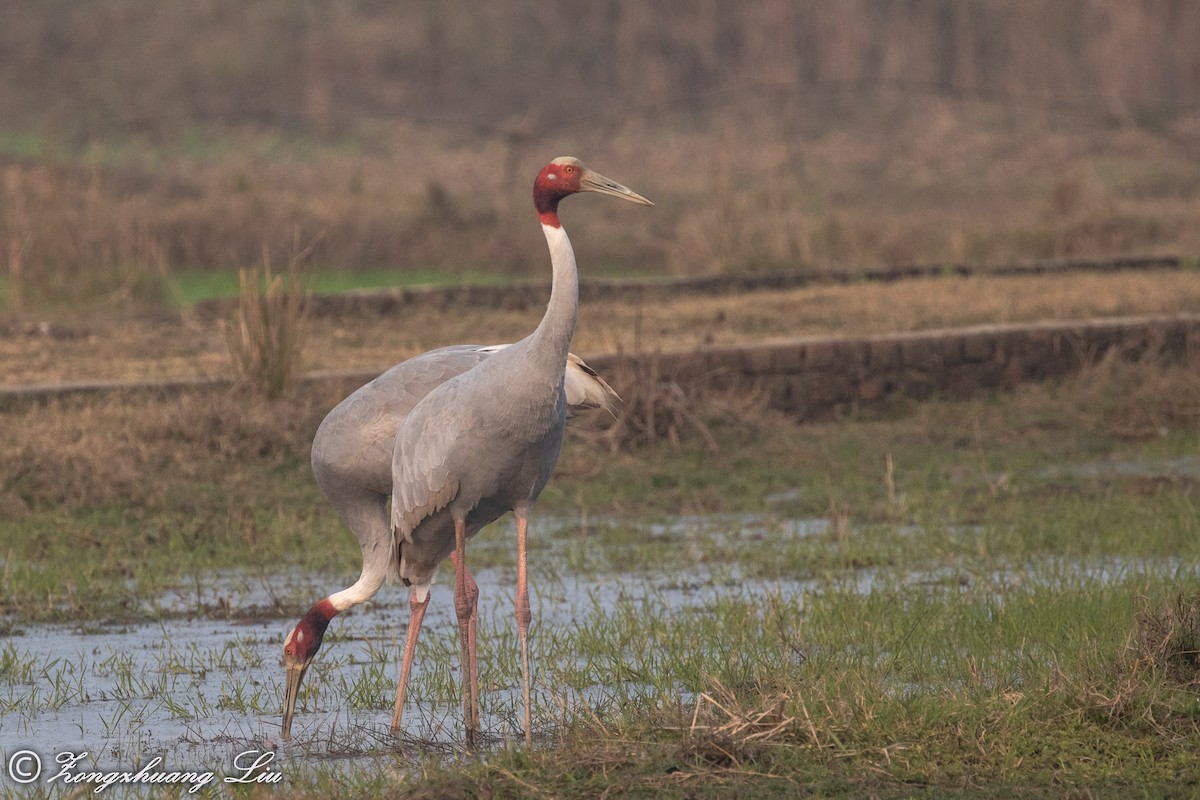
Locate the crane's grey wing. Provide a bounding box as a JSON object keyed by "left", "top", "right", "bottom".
{"left": 312, "top": 345, "right": 505, "bottom": 491}
{"left": 472, "top": 347, "right": 617, "bottom": 415}
{"left": 317, "top": 344, "right": 610, "bottom": 461}
{"left": 364, "top": 345, "right": 503, "bottom": 413}
{"left": 389, "top": 387, "right": 473, "bottom": 541}
{"left": 384, "top": 348, "right": 615, "bottom": 522}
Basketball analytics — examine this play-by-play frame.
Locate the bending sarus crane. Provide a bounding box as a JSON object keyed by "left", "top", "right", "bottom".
{"left": 282, "top": 158, "right": 652, "bottom": 746}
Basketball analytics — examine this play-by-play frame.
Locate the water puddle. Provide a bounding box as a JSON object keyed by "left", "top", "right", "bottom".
{"left": 1037, "top": 454, "right": 1200, "bottom": 481}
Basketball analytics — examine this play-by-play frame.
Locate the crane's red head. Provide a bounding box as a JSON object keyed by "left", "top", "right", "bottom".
{"left": 280, "top": 599, "right": 336, "bottom": 740}
{"left": 533, "top": 156, "right": 653, "bottom": 228}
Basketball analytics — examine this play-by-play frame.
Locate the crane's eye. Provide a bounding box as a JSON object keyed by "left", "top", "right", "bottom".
{"left": 564, "top": 166, "right": 575, "bottom": 174}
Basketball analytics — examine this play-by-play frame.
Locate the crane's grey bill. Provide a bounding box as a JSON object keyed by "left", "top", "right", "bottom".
{"left": 580, "top": 171, "right": 654, "bottom": 206}
{"left": 281, "top": 662, "right": 308, "bottom": 740}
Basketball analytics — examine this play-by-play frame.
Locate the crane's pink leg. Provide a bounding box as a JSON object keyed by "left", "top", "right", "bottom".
{"left": 452, "top": 517, "right": 480, "bottom": 747}
{"left": 390, "top": 588, "right": 431, "bottom": 735}
{"left": 450, "top": 550, "right": 479, "bottom": 732}
{"left": 515, "top": 511, "right": 533, "bottom": 747}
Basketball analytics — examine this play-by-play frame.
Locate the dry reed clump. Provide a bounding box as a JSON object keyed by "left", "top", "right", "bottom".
{"left": 679, "top": 681, "right": 795, "bottom": 771}
{"left": 591, "top": 350, "right": 778, "bottom": 455}
{"left": 1126, "top": 592, "right": 1200, "bottom": 691}
{"left": 544, "top": 679, "right": 801, "bottom": 788}
{"left": 225, "top": 251, "right": 311, "bottom": 399}
{"left": 1086, "top": 592, "right": 1200, "bottom": 731}
{"left": 582, "top": 346, "right": 796, "bottom": 456}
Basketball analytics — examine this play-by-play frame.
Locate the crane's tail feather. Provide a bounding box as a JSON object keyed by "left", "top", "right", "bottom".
{"left": 565, "top": 353, "right": 620, "bottom": 417}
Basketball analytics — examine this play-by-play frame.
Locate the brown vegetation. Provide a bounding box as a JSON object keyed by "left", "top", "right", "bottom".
{"left": 1130, "top": 592, "right": 1200, "bottom": 691}
{"left": 225, "top": 255, "right": 312, "bottom": 399}
{"left": 1083, "top": 590, "right": 1200, "bottom": 733}
{"left": 0, "top": 389, "right": 324, "bottom": 516}
{"left": 1, "top": 3, "right": 1199, "bottom": 310}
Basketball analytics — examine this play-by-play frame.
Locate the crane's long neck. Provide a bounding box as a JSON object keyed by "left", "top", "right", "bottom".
{"left": 527, "top": 219, "right": 578, "bottom": 371}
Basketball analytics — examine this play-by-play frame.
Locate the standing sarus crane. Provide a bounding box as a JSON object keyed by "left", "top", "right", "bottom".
{"left": 281, "top": 158, "right": 652, "bottom": 747}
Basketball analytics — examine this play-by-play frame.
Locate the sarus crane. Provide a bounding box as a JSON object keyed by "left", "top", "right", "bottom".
{"left": 281, "top": 157, "right": 652, "bottom": 747}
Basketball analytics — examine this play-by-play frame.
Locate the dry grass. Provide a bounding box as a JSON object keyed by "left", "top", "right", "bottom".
{"left": 1, "top": 161, "right": 169, "bottom": 310}
{"left": 684, "top": 680, "right": 795, "bottom": 767}
{"left": 1083, "top": 591, "right": 1200, "bottom": 734}
{"left": 0, "top": 388, "right": 328, "bottom": 517}
{"left": 1069, "top": 348, "right": 1200, "bottom": 440}
{"left": 595, "top": 350, "right": 723, "bottom": 455}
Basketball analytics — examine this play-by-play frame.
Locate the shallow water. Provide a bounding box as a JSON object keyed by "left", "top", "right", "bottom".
{"left": 0, "top": 514, "right": 832, "bottom": 788}
{"left": 0, "top": 507, "right": 1193, "bottom": 791}
{"left": 1037, "top": 454, "right": 1200, "bottom": 481}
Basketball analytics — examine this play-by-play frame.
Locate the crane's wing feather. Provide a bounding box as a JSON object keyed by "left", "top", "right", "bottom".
{"left": 382, "top": 347, "right": 618, "bottom": 578}
{"left": 389, "top": 385, "right": 471, "bottom": 540}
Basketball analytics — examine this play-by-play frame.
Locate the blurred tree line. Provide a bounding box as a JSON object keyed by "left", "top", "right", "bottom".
{"left": 0, "top": 0, "right": 1196, "bottom": 139}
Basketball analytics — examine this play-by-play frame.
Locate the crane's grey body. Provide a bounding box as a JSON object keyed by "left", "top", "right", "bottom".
{"left": 310, "top": 342, "right": 612, "bottom": 596}
{"left": 309, "top": 345, "right": 499, "bottom": 604}
{"left": 390, "top": 335, "right": 570, "bottom": 587}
